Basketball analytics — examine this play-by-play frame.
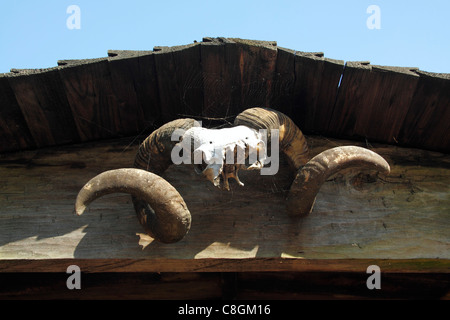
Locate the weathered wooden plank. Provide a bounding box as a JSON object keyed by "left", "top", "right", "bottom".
{"left": 290, "top": 51, "right": 323, "bottom": 131}
{"left": 327, "top": 61, "right": 371, "bottom": 138}
{"left": 153, "top": 43, "right": 203, "bottom": 123}
{"left": 106, "top": 50, "right": 162, "bottom": 130}
{"left": 200, "top": 37, "right": 241, "bottom": 121}
{"left": 170, "top": 44, "right": 204, "bottom": 119}
{"left": 0, "top": 258, "right": 448, "bottom": 273}
{"left": 58, "top": 59, "right": 129, "bottom": 141}
{"left": 329, "top": 62, "right": 420, "bottom": 145}
{"left": 6, "top": 68, "right": 80, "bottom": 148}
{"left": 1, "top": 38, "right": 448, "bottom": 155}
{"left": 0, "top": 75, "right": 35, "bottom": 152}
{"left": 270, "top": 49, "right": 344, "bottom": 134}
{"left": 292, "top": 52, "right": 344, "bottom": 133}
{"left": 236, "top": 271, "right": 449, "bottom": 300}
{"left": 106, "top": 51, "right": 148, "bottom": 134}
{"left": 133, "top": 51, "right": 162, "bottom": 129}
{"left": 313, "top": 57, "right": 346, "bottom": 134}
{"left": 0, "top": 136, "right": 448, "bottom": 271}
{"left": 201, "top": 38, "right": 277, "bottom": 121}
{"left": 398, "top": 71, "right": 450, "bottom": 153}
{"left": 231, "top": 38, "right": 277, "bottom": 111}
{"left": 0, "top": 270, "right": 447, "bottom": 300}
{"left": 270, "top": 47, "right": 296, "bottom": 118}
{"left": 0, "top": 272, "right": 223, "bottom": 300}
{"left": 354, "top": 65, "right": 419, "bottom": 144}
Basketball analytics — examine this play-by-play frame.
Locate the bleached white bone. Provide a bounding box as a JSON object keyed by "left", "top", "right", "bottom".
{"left": 176, "top": 126, "right": 267, "bottom": 189}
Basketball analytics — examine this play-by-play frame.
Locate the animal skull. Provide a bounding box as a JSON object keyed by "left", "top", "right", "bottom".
{"left": 176, "top": 126, "right": 267, "bottom": 190}
{"left": 75, "top": 107, "right": 391, "bottom": 244}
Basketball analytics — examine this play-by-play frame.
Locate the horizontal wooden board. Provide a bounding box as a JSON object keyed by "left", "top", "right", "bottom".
{"left": 0, "top": 258, "right": 448, "bottom": 273}
{"left": 0, "top": 136, "right": 448, "bottom": 273}
{"left": 1, "top": 270, "right": 447, "bottom": 299}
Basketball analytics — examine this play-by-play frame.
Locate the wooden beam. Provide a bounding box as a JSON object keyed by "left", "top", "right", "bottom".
{"left": 2, "top": 270, "right": 446, "bottom": 299}
{"left": 292, "top": 52, "right": 344, "bottom": 133}
{"left": 0, "top": 258, "right": 448, "bottom": 273}
{"left": 1, "top": 38, "right": 449, "bottom": 154}
{"left": 0, "top": 136, "right": 448, "bottom": 273}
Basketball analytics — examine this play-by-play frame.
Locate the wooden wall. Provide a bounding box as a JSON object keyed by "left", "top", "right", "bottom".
{"left": 1, "top": 37, "right": 449, "bottom": 154}
{"left": 0, "top": 135, "right": 449, "bottom": 299}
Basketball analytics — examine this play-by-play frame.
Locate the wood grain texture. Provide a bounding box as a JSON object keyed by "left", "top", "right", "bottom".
{"left": 268, "top": 48, "right": 344, "bottom": 135}
{"left": 153, "top": 43, "right": 203, "bottom": 123}
{"left": 0, "top": 136, "right": 448, "bottom": 272}
{"left": 7, "top": 68, "right": 80, "bottom": 147}
{"left": 329, "top": 62, "right": 420, "bottom": 144}
{"left": 2, "top": 271, "right": 446, "bottom": 299}
{"left": 106, "top": 51, "right": 148, "bottom": 134}
{"left": 270, "top": 47, "right": 296, "bottom": 117}
{"left": 0, "top": 37, "right": 449, "bottom": 154}
{"left": 397, "top": 71, "right": 450, "bottom": 153}
{"left": 0, "top": 75, "right": 35, "bottom": 152}
{"left": 201, "top": 38, "right": 277, "bottom": 120}
{"left": 109, "top": 50, "right": 162, "bottom": 130}
{"left": 292, "top": 52, "right": 344, "bottom": 134}
{"left": 232, "top": 38, "right": 277, "bottom": 111}
{"left": 201, "top": 37, "right": 241, "bottom": 120}
{"left": 58, "top": 59, "right": 125, "bottom": 141}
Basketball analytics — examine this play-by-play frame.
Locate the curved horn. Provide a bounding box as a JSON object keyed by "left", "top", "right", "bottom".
{"left": 286, "top": 146, "right": 390, "bottom": 217}
{"left": 234, "top": 107, "right": 309, "bottom": 169}
{"left": 75, "top": 168, "right": 190, "bottom": 243}
{"left": 234, "top": 107, "right": 390, "bottom": 218}
{"left": 75, "top": 118, "right": 197, "bottom": 243}
{"left": 134, "top": 118, "right": 198, "bottom": 174}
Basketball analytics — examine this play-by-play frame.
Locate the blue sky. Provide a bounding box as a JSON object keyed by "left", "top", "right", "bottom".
{"left": 1, "top": 0, "right": 449, "bottom": 73}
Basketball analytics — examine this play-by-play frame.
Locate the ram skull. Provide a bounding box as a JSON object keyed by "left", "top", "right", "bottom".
{"left": 174, "top": 125, "right": 267, "bottom": 190}
{"left": 75, "top": 107, "right": 390, "bottom": 243}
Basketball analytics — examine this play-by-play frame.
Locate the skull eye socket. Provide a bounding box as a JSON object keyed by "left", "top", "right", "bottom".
{"left": 193, "top": 150, "right": 211, "bottom": 174}
{"left": 194, "top": 161, "right": 209, "bottom": 174}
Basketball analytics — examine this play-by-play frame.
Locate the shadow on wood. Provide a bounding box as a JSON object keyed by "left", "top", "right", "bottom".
{"left": 0, "top": 136, "right": 448, "bottom": 268}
